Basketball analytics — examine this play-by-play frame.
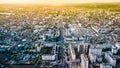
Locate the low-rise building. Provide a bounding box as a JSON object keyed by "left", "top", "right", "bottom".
{"left": 41, "top": 44, "right": 56, "bottom": 61}
{"left": 89, "top": 48, "right": 102, "bottom": 56}
{"left": 112, "top": 46, "right": 118, "bottom": 54}
{"left": 100, "top": 63, "right": 112, "bottom": 68}
{"left": 115, "top": 42, "right": 120, "bottom": 49}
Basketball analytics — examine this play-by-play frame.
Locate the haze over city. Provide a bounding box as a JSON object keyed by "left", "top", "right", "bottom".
{"left": 0, "top": 0, "right": 120, "bottom": 4}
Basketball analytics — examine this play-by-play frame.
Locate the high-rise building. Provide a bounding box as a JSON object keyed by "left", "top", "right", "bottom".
{"left": 81, "top": 54, "right": 89, "bottom": 68}
{"left": 89, "top": 53, "right": 97, "bottom": 63}
{"left": 105, "top": 51, "right": 116, "bottom": 66}
{"left": 69, "top": 45, "right": 76, "bottom": 60}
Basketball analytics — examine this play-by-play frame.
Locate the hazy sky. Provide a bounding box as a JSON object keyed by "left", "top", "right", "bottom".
{"left": 0, "top": 0, "right": 120, "bottom": 4}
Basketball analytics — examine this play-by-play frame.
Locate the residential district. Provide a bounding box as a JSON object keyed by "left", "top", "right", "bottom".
{"left": 0, "top": 4, "right": 120, "bottom": 68}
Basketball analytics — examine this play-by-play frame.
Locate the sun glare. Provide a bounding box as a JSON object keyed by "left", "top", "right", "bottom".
{"left": 0, "top": 0, "right": 35, "bottom": 4}
{"left": 0, "top": 0, "right": 120, "bottom": 4}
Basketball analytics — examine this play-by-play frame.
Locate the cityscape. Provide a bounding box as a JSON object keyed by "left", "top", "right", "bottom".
{"left": 0, "top": 1, "right": 120, "bottom": 68}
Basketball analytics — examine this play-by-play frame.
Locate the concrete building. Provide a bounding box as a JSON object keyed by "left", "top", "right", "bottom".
{"left": 112, "top": 46, "right": 118, "bottom": 54}
{"left": 69, "top": 45, "right": 76, "bottom": 60}
{"left": 105, "top": 51, "right": 116, "bottom": 66}
{"left": 89, "top": 48, "right": 102, "bottom": 63}
{"left": 81, "top": 54, "right": 89, "bottom": 68}
{"left": 41, "top": 43, "right": 56, "bottom": 61}
{"left": 96, "top": 43, "right": 112, "bottom": 49}
{"left": 89, "top": 48, "right": 102, "bottom": 56}
{"left": 42, "top": 55, "right": 55, "bottom": 61}
{"left": 36, "top": 43, "right": 41, "bottom": 52}
{"left": 83, "top": 43, "right": 89, "bottom": 53}
{"left": 100, "top": 63, "right": 112, "bottom": 68}
{"left": 89, "top": 53, "right": 97, "bottom": 63}
{"left": 97, "top": 56, "right": 102, "bottom": 63}
{"left": 115, "top": 42, "right": 120, "bottom": 49}
{"left": 65, "top": 29, "right": 71, "bottom": 36}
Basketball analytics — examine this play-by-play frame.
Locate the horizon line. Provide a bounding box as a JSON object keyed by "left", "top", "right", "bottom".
{"left": 0, "top": 2, "right": 120, "bottom": 5}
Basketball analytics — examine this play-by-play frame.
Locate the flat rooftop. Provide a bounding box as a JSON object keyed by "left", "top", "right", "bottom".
{"left": 41, "top": 46, "right": 54, "bottom": 55}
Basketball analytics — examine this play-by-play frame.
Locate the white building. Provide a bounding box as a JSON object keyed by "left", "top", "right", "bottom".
{"left": 89, "top": 48, "right": 102, "bottom": 56}
{"left": 89, "top": 48, "right": 102, "bottom": 63}
{"left": 69, "top": 45, "right": 76, "bottom": 60}
{"left": 36, "top": 44, "right": 41, "bottom": 52}
{"left": 41, "top": 43, "right": 56, "bottom": 61}
{"left": 99, "top": 28, "right": 108, "bottom": 34}
{"left": 89, "top": 54, "right": 97, "bottom": 63}
{"left": 96, "top": 43, "right": 112, "bottom": 49}
{"left": 105, "top": 51, "right": 116, "bottom": 66}
{"left": 115, "top": 42, "right": 120, "bottom": 49}
{"left": 81, "top": 54, "right": 89, "bottom": 68}
{"left": 112, "top": 46, "right": 118, "bottom": 54}
{"left": 100, "top": 63, "right": 112, "bottom": 68}
{"left": 42, "top": 55, "right": 55, "bottom": 61}
{"left": 97, "top": 56, "right": 102, "bottom": 63}
{"left": 65, "top": 29, "right": 71, "bottom": 36}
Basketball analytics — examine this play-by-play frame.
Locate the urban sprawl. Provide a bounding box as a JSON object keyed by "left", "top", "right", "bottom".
{"left": 0, "top": 4, "right": 120, "bottom": 68}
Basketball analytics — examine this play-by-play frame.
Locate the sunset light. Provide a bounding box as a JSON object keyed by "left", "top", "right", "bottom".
{"left": 0, "top": 0, "right": 120, "bottom": 4}
{"left": 0, "top": 0, "right": 120, "bottom": 67}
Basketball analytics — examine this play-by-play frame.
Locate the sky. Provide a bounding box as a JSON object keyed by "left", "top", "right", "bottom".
{"left": 0, "top": 0, "right": 120, "bottom": 4}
